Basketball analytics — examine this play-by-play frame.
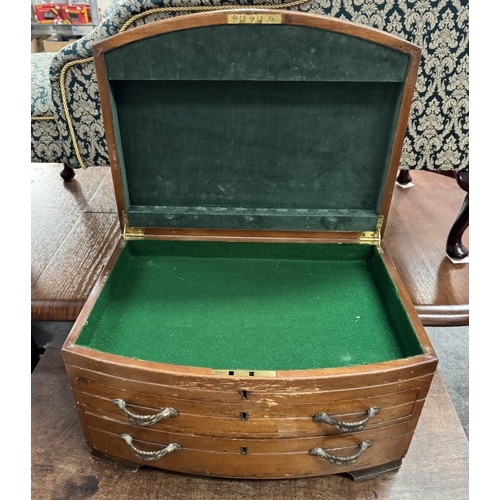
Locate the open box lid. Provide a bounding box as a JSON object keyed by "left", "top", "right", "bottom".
{"left": 93, "top": 10, "right": 421, "bottom": 242}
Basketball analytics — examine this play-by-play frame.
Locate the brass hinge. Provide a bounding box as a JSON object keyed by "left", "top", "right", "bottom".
{"left": 359, "top": 216, "right": 384, "bottom": 248}
{"left": 122, "top": 211, "right": 144, "bottom": 241}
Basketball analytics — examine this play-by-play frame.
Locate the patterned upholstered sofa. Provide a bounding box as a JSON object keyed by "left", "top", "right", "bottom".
{"left": 31, "top": 0, "right": 469, "bottom": 259}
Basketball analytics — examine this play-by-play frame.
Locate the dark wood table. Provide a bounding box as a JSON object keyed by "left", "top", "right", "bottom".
{"left": 31, "top": 165, "right": 468, "bottom": 325}
{"left": 31, "top": 164, "right": 120, "bottom": 322}
{"left": 31, "top": 333, "right": 468, "bottom": 499}
{"left": 384, "top": 171, "right": 469, "bottom": 326}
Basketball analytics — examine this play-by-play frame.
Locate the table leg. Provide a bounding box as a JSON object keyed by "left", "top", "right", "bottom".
{"left": 446, "top": 171, "right": 469, "bottom": 261}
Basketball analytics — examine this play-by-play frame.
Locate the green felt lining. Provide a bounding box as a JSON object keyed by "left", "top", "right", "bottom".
{"left": 104, "top": 25, "right": 408, "bottom": 82}
{"left": 102, "top": 22, "right": 409, "bottom": 233}
{"left": 76, "top": 240, "right": 423, "bottom": 370}
{"left": 113, "top": 79, "right": 401, "bottom": 232}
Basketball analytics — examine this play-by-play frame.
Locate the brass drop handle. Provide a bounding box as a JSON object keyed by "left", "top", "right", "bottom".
{"left": 313, "top": 406, "right": 381, "bottom": 433}
{"left": 121, "top": 434, "right": 182, "bottom": 462}
{"left": 310, "top": 440, "right": 372, "bottom": 467}
{"left": 113, "top": 398, "right": 178, "bottom": 427}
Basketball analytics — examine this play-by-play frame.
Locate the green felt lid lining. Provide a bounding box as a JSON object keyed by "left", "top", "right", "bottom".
{"left": 101, "top": 22, "right": 409, "bottom": 233}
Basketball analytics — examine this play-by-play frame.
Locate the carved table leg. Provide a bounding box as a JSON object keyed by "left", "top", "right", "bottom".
{"left": 60, "top": 163, "right": 75, "bottom": 182}
{"left": 396, "top": 169, "right": 413, "bottom": 188}
{"left": 446, "top": 171, "right": 469, "bottom": 262}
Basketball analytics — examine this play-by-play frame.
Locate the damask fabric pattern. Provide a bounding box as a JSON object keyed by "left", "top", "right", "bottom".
{"left": 42, "top": 0, "right": 468, "bottom": 171}
{"left": 31, "top": 52, "right": 65, "bottom": 163}
{"left": 31, "top": 52, "right": 56, "bottom": 117}
{"left": 31, "top": 120, "right": 65, "bottom": 163}
{"left": 300, "top": 0, "right": 469, "bottom": 172}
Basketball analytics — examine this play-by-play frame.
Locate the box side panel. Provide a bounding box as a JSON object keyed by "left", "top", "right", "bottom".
{"left": 368, "top": 249, "right": 425, "bottom": 357}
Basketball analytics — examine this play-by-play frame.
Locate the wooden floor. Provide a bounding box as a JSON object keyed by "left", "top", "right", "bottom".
{"left": 31, "top": 164, "right": 468, "bottom": 326}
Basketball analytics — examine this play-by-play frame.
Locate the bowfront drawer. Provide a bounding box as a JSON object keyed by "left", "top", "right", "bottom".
{"left": 71, "top": 374, "right": 426, "bottom": 438}
{"left": 85, "top": 410, "right": 415, "bottom": 479}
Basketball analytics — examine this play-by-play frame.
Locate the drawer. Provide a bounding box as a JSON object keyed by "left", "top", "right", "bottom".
{"left": 86, "top": 411, "right": 415, "bottom": 479}
{"left": 69, "top": 363, "right": 432, "bottom": 404}
{"left": 64, "top": 358, "right": 436, "bottom": 398}
{"left": 73, "top": 380, "right": 422, "bottom": 437}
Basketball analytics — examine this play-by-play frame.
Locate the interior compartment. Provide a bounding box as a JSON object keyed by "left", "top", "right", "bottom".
{"left": 76, "top": 240, "right": 423, "bottom": 370}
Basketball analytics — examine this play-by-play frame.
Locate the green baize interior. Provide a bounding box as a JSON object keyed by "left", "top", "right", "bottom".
{"left": 76, "top": 240, "right": 423, "bottom": 370}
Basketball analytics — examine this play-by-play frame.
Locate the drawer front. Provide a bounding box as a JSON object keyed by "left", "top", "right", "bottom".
{"left": 63, "top": 353, "right": 437, "bottom": 395}
{"left": 67, "top": 364, "right": 434, "bottom": 404}
{"left": 73, "top": 380, "right": 422, "bottom": 437}
{"left": 85, "top": 411, "right": 414, "bottom": 479}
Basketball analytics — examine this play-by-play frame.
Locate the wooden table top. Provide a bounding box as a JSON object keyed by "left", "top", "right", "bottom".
{"left": 384, "top": 171, "right": 469, "bottom": 326}
{"left": 31, "top": 165, "right": 120, "bottom": 322}
{"left": 31, "top": 164, "right": 468, "bottom": 325}
{"left": 31, "top": 333, "right": 469, "bottom": 499}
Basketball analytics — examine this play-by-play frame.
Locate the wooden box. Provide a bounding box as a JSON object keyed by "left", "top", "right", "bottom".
{"left": 61, "top": 9, "right": 438, "bottom": 480}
